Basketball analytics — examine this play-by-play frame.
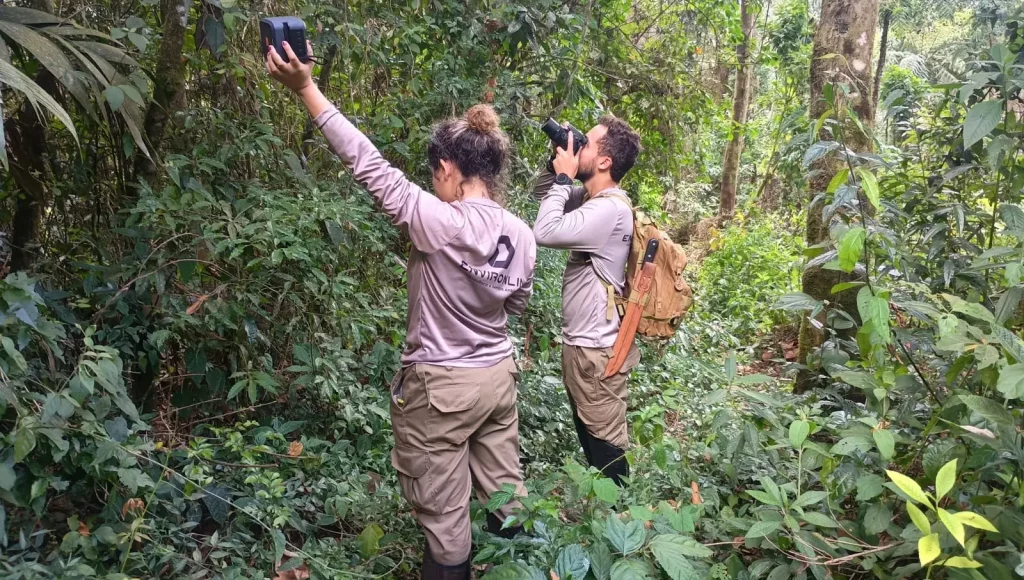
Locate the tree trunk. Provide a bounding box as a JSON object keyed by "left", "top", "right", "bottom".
{"left": 7, "top": 0, "right": 57, "bottom": 272}
{"left": 718, "top": 0, "right": 757, "bottom": 218}
{"left": 795, "top": 0, "right": 880, "bottom": 393}
{"left": 135, "top": 0, "right": 193, "bottom": 185}
{"left": 872, "top": 9, "right": 891, "bottom": 109}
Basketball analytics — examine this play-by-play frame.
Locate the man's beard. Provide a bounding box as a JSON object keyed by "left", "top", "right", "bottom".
{"left": 576, "top": 160, "right": 595, "bottom": 183}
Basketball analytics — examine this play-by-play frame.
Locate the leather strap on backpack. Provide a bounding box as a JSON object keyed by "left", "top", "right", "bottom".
{"left": 604, "top": 239, "right": 659, "bottom": 377}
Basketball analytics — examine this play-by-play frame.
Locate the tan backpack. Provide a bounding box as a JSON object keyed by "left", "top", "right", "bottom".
{"left": 596, "top": 193, "right": 694, "bottom": 340}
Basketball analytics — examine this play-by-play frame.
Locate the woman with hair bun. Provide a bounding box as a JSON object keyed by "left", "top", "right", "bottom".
{"left": 266, "top": 42, "right": 535, "bottom": 580}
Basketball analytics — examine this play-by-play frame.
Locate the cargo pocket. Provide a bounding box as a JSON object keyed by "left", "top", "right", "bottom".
{"left": 617, "top": 344, "right": 642, "bottom": 375}
{"left": 576, "top": 398, "right": 628, "bottom": 449}
{"left": 392, "top": 444, "right": 431, "bottom": 512}
{"left": 426, "top": 379, "right": 480, "bottom": 445}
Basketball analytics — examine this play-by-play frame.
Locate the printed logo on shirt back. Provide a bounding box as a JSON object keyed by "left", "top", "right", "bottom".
{"left": 488, "top": 235, "right": 515, "bottom": 269}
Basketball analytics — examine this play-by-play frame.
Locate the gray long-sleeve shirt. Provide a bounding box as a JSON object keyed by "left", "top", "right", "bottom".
{"left": 532, "top": 171, "right": 633, "bottom": 348}
{"left": 315, "top": 106, "right": 536, "bottom": 367}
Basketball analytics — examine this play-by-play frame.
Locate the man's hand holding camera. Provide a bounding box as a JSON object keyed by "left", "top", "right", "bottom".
{"left": 552, "top": 129, "right": 579, "bottom": 180}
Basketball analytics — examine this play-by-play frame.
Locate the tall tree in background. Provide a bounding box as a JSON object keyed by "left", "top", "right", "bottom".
{"left": 136, "top": 0, "right": 193, "bottom": 185}
{"left": 795, "top": 0, "right": 880, "bottom": 392}
{"left": 873, "top": 6, "right": 893, "bottom": 108}
{"left": 719, "top": 0, "right": 757, "bottom": 217}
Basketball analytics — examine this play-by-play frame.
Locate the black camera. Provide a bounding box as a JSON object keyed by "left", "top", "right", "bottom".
{"left": 541, "top": 118, "right": 588, "bottom": 155}
{"left": 260, "top": 17, "right": 310, "bottom": 63}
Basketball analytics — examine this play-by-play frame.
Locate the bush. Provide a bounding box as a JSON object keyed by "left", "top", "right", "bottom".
{"left": 695, "top": 214, "right": 802, "bottom": 342}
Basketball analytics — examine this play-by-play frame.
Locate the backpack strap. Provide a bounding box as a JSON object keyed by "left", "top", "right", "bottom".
{"left": 586, "top": 189, "right": 633, "bottom": 321}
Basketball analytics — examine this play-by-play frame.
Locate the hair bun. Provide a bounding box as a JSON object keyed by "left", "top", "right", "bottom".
{"left": 465, "top": 104, "right": 500, "bottom": 133}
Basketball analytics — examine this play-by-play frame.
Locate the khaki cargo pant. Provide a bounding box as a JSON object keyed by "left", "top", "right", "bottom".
{"left": 390, "top": 357, "right": 526, "bottom": 566}
{"left": 562, "top": 344, "right": 641, "bottom": 450}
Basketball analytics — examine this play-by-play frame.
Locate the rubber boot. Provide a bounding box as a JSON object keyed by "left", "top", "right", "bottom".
{"left": 486, "top": 511, "right": 524, "bottom": 539}
{"left": 421, "top": 543, "right": 470, "bottom": 580}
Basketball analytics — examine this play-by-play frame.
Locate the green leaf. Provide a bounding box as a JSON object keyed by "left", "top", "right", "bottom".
{"left": 356, "top": 523, "right": 384, "bottom": 559}
{"left": 873, "top": 429, "right": 895, "bottom": 461}
{"left": 789, "top": 420, "right": 810, "bottom": 448}
{"left": 827, "top": 169, "right": 849, "bottom": 193}
{"left": 745, "top": 520, "right": 782, "bottom": 538}
{"left": 589, "top": 541, "right": 613, "bottom": 580}
{"left": 555, "top": 545, "right": 590, "bottom": 580}
{"left": 856, "top": 167, "right": 882, "bottom": 212}
{"left": 936, "top": 459, "right": 958, "bottom": 500}
{"left": 856, "top": 474, "right": 885, "bottom": 501}
{"left": 0, "top": 463, "right": 15, "bottom": 491}
{"left": 609, "top": 559, "right": 650, "bottom": 580}
{"left": 907, "top": 503, "right": 932, "bottom": 535}
{"left": 953, "top": 511, "right": 998, "bottom": 533}
{"left": 938, "top": 508, "right": 966, "bottom": 547}
{"left": 963, "top": 100, "right": 1003, "bottom": 148}
{"left": 594, "top": 477, "right": 620, "bottom": 504}
{"left": 996, "top": 363, "right": 1024, "bottom": 399}
{"left": 991, "top": 325, "right": 1024, "bottom": 362}
{"left": 885, "top": 471, "right": 932, "bottom": 507}
{"left": 838, "top": 226, "right": 866, "bottom": 273}
{"left": 103, "top": 85, "right": 125, "bottom": 111}
{"left": 830, "top": 435, "right": 874, "bottom": 455}
{"left": 484, "top": 563, "right": 544, "bottom": 580}
{"left": 831, "top": 281, "right": 865, "bottom": 294}
{"left": 628, "top": 505, "right": 654, "bottom": 522}
{"left": 942, "top": 557, "right": 982, "bottom": 569}
{"left": 604, "top": 514, "right": 645, "bottom": 555}
{"left": 0, "top": 59, "right": 77, "bottom": 144}
{"left": 919, "top": 533, "right": 941, "bottom": 566}
{"left": 800, "top": 512, "right": 839, "bottom": 528}
{"left": 865, "top": 503, "right": 892, "bottom": 535}
{"left": 974, "top": 344, "right": 1001, "bottom": 369}
{"left": 960, "top": 394, "right": 1015, "bottom": 427}
{"left": 791, "top": 491, "right": 828, "bottom": 509}
{"left": 485, "top": 484, "right": 516, "bottom": 512}
{"left": 747, "top": 489, "right": 783, "bottom": 507}
{"left": 650, "top": 536, "right": 703, "bottom": 580}
{"left": 857, "top": 287, "right": 891, "bottom": 345}
{"left": 774, "top": 292, "right": 821, "bottom": 311}
{"left": 227, "top": 379, "right": 246, "bottom": 401}
{"left": 271, "top": 528, "right": 286, "bottom": 566}
{"left": 947, "top": 296, "right": 996, "bottom": 324}
{"left": 14, "top": 425, "right": 36, "bottom": 462}
{"left": 116, "top": 467, "right": 154, "bottom": 495}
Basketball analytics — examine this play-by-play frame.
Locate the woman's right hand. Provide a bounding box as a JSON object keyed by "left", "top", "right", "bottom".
{"left": 266, "top": 41, "right": 315, "bottom": 94}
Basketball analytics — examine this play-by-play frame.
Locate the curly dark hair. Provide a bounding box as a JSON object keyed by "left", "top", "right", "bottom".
{"left": 597, "top": 115, "right": 641, "bottom": 183}
{"left": 427, "top": 105, "right": 510, "bottom": 203}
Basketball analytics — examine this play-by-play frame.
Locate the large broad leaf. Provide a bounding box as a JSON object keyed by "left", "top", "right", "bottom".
{"left": 649, "top": 536, "right": 703, "bottom": 580}
{"left": 991, "top": 325, "right": 1024, "bottom": 363}
{"left": 995, "top": 287, "right": 1024, "bottom": 326}
{"left": 960, "top": 394, "right": 1015, "bottom": 427}
{"left": 484, "top": 563, "right": 543, "bottom": 580}
{"left": 555, "top": 545, "right": 590, "bottom": 580}
{"left": 775, "top": 292, "right": 821, "bottom": 312}
{"left": 830, "top": 435, "right": 874, "bottom": 455}
{"left": 650, "top": 534, "right": 712, "bottom": 559}
{"left": 789, "top": 420, "right": 810, "bottom": 448}
{"left": 907, "top": 503, "right": 931, "bottom": 535}
{"left": 0, "top": 6, "right": 63, "bottom": 24}
{"left": 604, "top": 514, "right": 646, "bottom": 555}
{"left": 745, "top": 520, "right": 782, "bottom": 538}
{"left": 963, "top": 100, "right": 1003, "bottom": 148}
{"left": 996, "top": 363, "right": 1024, "bottom": 400}
{"left": 609, "top": 559, "right": 650, "bottom": 580}
{"left": 952, "top": 511, "right": 998, "bottom": 532}
{"left": 856, "top": 474, "right": 885, "bottom": 501}
{"left": 594, "top": 477, "right": 619, "bottom": 503}
{"left": 873, "top": 429, "right": 895, "bottom": 460}
{"left": 356, "top": 523, "right": 383, "bottom": 558}
{"left": 802, "top": 140, "right": 839, "bottom": 167}
{"left": 800, "top": 512, "right": 840, "bottom": 528}
{"left": 864, "top": 503, "right": 892, "bottom": 535}
{"left": 838, "top": 227, "right": 866, "bottom": 273}
{"left": 0, "top": 58, "right": 77, "bottom": 143}
{"left": 857, "top": 287, "right": 891, "bottom": 344}
{"left": 589, "top": 541, "right": 613, "bottom": 580}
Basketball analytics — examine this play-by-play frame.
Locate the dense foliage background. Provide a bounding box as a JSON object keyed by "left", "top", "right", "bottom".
{"left": 1, "top": 0, "right": 1023, "bottom": 578}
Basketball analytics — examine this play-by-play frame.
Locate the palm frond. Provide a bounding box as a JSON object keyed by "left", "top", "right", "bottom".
{"left": 0, "top": 57, "right": 78, "bottom": 144}
{"left": 0, "top": 20, "right": 92, "bottom": 114}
